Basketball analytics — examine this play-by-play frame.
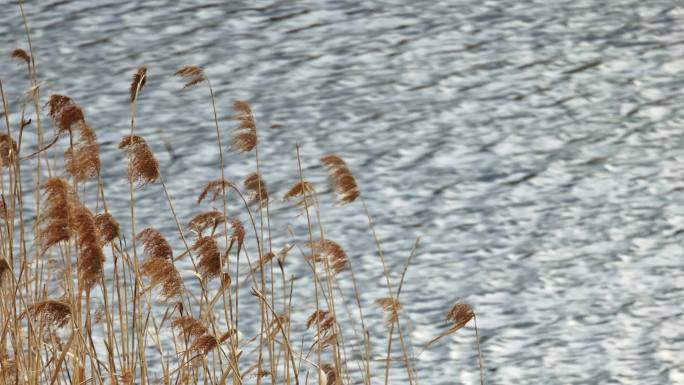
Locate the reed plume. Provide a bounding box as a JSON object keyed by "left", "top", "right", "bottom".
{"left": 46, "top": 94, "right": 85, "bottom": 135}
{"left": 118, "top": 135, "right": 160, "bottom": 187}
{"left": 321, "top": 364, "right": 339, "bottom": 385}
{"left": 70, "top": 203, "right": 105, "bottom": 291}
{"left": 231, "top": 100, "right": 257, "bottom": 153}
{"left": 171, "top": 316, "right": 208, "bottom": 339}
{"left": 197, "top": 179, "right": 233, "bottom": 204}
{"left": 306, "top": 309, "right": 336, "bottom": 336}
{"left": 0, "top": 259, "right": 10, "bottom": 284}
{"left": 189, "top": 334, "right": 220, "bottom": 355}
{"left": 26, "top": 299, "right": 72, "bottom": 328}
{"left": 141, "top": 257, "right": 183, "bottom": 300}
{"left": 283, "top": 180, "right": 315, "bottom": 209}
{"left": 375, "top": 297, "right": 402, "bottom": 324}
{"left": 136, "top": 228, "right": 173, "bottom": 260}
{"left": 243, "top": 172, "right": 269, "bottom": 207}
{"left": 228, "top": 218, "right": 245, "bottom": 256}
{"left": 0, "top": 134, "right": 18, "bottom": 168}
{"left": 309, "top": 239, "right": 349, "bottom": 274}
{"left": 188, "top": 210, "right": 225, "bottom": 234}
{"left": 426, "top": 303, "right": 476, "bottom": 348}
{"left": 320, "top": 154, "right": 360, "bottom": 204}
{"left": 0, "top": 351, "right": 17, "bottom": 380}
{"left": 94, "top": 212, "right": 120, "bottom": 244}
{"left": 10, "top": 48, "right": 30, "bottom": 63}
{"left": 64, "top": 121, "right": 101, "bottom": 182}
{"left": 37, "top": 178, "right": 71, "bottom": 251}
{"left": 192, "top": 236, "right": 222, "bottom": 280}
{"left": 175, "top": 66, "right": 207, "bottom": 89}
{"left": 130, "top": 65, "right": 147, "bottom": 102}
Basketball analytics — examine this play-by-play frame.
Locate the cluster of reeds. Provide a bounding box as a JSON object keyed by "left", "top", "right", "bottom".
{"left": 0, "top": 6, "right": 484, "bottom": 385}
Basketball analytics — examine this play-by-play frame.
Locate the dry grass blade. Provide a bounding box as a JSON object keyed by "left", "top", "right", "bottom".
{"left": 70, "top": 204, "right": 105, "bottom": 291}
{"left": 243, "top": 172, "right": 268, "bottom": 207}
{"left": 10, "top": 48, "right": 30, "bottom": 63}
{"left": 309, "top": 239, "right": 349, "bottom": 274}
{"left": 118, "top": 135, "right": 160, "bottom": 187}
{"left": 37, "top": 178, "right": 71, "bottom": 251}
{"left": 231, "top": 100, "right": 257, "bottom": 153}
{"left": 197, "top": 179, "right": 233, "bottom": 204}
{"left": 375, "top": 297, "right": 403, "bottom": 324}
{"left": 94, "top": 212, "right": 120, "bottom": 244}
{"left": 320, "top": 154, "right": 360, "bottom": 204}
{"left": 0, "top": 134, "right": 18, "bottom": 168}
{"left": 130, "top": 65, "right": 147, "bottom": 102}
{"left": 141, "top": 257, "right": 183, "bottom": 299}
{"left": 136, "top": 228, "right": 173, "bottom": 260}
{"left": 26, "top": 300, "right": 72, "bottom": 328}
{"left": 171, "top": 316, "right": 208, "bottom": 339}
{"left": 193, "top": 236, "right": 221, "bottom": 280}
{"left": 188, "top": 210, "right": 225, "bottom": 234}
{"left": 65, "top": 121, "right": 101, "bottom": 182}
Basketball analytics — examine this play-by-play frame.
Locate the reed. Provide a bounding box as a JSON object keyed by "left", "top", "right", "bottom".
{"left": 0, "top": 7, "right": 485, "bottom": 385}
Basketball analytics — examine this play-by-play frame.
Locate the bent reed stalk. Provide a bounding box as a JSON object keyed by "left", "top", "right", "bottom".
{"left": 0, "top": 8, "right": 485, "bottom": 385}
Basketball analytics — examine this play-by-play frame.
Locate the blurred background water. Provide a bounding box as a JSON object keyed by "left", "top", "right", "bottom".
{"left": 1, "top": 1, "right": 684, "bottom": 384}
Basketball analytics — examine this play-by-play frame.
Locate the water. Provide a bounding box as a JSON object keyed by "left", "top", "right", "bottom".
{"left": 1, "top": 1, "right": 683, "bottom": 384}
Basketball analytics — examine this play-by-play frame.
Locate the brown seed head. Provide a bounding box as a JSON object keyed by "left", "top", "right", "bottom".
{"left": 38, "top": 178, "right": 71, "bottom": 251}
{"left": 26, "top": 299, "right": 72, "bottom": 328}
{"left": 320, "top": 154, "right": 360, "bottom": 204}
{"left": 375, "top": 297, "right": 403, "bottom": 324}
{"left": 197, "top": 178, "right": 233, "bottom": 204}
{"left": 445, "top": 303, "right": 474, "bottom": 331}
{"left": 243, "top": 172, "right": 268, "bottom": 207}
{"left": 193, "top": 236, "right": 222, "bottom": 280}
{"left": 65, "top": 121, "right": 101, "bottom": 182}
{"left": 231, "top": 100, "right": 257, "bottom": 152}
{"left": 306, "top": 309, "right": 336, "bottom": 336}
{"left": 10, "top": 48, "right": 30, "bottom": 63}
{"left": 130, "top": 65, "right": 147, "bottom": 102}
{"left": 321, "top": 364, "right": 339, "bottom": 385}
{"left": 0, "top": 259, "right": 10, "bottom": 284}
{"left": 118, "top": 135, "right": 160, "bottom": 187}
{"left": 229, "top": 218, "right": 245, "bottom": 256}
{"left": 309, "top": 239, "right": 349, "bottom": 274}
{"left": 46, "top": 94, "right": 86, "bottom": 135}
{"left": 141, "top": 258, "right": 183, "bottom": 299}
{"left": 136, "top": 228, "right": 173, "bottom": 260}
{"left": 189, "top": 334, "right": 219, "bottom": 355}
{"left": 70, "top": 204, "right": 105, "bottom": 291}
{"left": 171, "top": 316, "right": 208, "bottom": 339}
{"left": 283, "top": 180, "right": 315, "bottom": 209}
{"left": 188, "top": 210, "right": 225, "bottom": 234}
{"left": 0, "top": 134, "right": 18, "bottom": 168}
{"left": 94, "top": 212, "right": 120, "bottom": 244}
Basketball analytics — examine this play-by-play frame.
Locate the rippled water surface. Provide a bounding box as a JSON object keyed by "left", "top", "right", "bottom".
{"left": 2, "top": 1, "right": 684, "bottom": 384}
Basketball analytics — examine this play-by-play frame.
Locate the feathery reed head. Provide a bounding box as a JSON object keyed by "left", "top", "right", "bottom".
{"left": 171, "top": 316, "right": 208, "bottom": 339}
{"left": 309, "top": 239, "right": 349, "bottom": 274}
{"left": 118, "top": 135, "right": 160, "bottom": 187}
{"left": 193, "top": 236, "right": 222, "bottom": 280}
{"left": 65, "top": 121, "right": 101, "bottom": 182}
{"left": 243, "top": 172, "right": 269, "bottom": 207}
{"left": 320, "top": 154, "right": 360, "bottom": 204}
{"left": 0, "top": 259, "right": 10, "bottom": 284}
{"left": 189, "top": 334, "right": 219, "bottom": 355}
{"left": 306, "top": 309, "right": 336, "bottom": 336}
{"left": 94, "top": 212, "right": 120, "bottom": 244}
{"left": 321, "top": 364, "right": 339, "bottom": 385}
{"left": 10, "top": 48, "right": 30, "bottom": 63}
{"left": 175, "top": 66, "right": 207, "bottom": 89}
{"left": 136, "top": 228, "right": 173, "bottom": 260}
{"left": 283, "top": 180, "right": 315, "bottom": 209}
{"left": 70, "top": 203, "right": 105, "bottom": 291}
{"left": 0, "top": 134, "right": 18, "bottom": 168}
{"left": 197, "top": 179, "right": 233, "bottom": 204}
{"left": 26, "top": 299, "right": 72, "bottom": 328}
{"left": 130, "top": 65, "right": 147, "bottom": 102}
{"left": 46, "top": 94, "right": 85, "bottom": 135}
{"left": 375, "top": 297, "right": 403, "bottom": 324}
{"left": 228, "top": 218, "right": 245, "bottom": 256}
{"left": 0, "top": 351, "right": 17, "bottom": 379}
{"left": 38, "top": 178, "right": 71, "bottom": 251}
{"left": 231, "top": 100, "right": 257, "bottom": 152}
{"left": 445, "top": 303, "right": 474, "bottom": 331}
{"left": 141, "top": 257, "right": 183, "bottom": 300}
{"left": 188, "top": 210, "right": 225, "bottom": 234}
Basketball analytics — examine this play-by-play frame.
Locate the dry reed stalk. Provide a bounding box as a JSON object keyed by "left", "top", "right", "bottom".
{"left": 375, "top": 297, "right": 403, "bottom": 325}
{"left": 118, "top": 135, "right": 160, "bottom": 187}
{"left": 309, "top": 239, "right": 349, "bottom": 274}
{"left": 188, "top": 210, "right": 225, "bottom": 234}
{"left": 130, "top": 65, "right": 147, "bottom": 102}
{"left": 320, "top": 154, "right": 360, "bottom": 204}
{"left": 94, "top": 212, "right": 120, "bottom": 244}
{"left": 141, "top": 257, "right": 183, "bottom": 300}
{"left": 25, "top": 299, "right": 72, "bottom": 328}
{"left": 136, "top": 228, "right": 173, "bottom": 260}
{"left": 64, "top": 120, "right": 101, "bottom": 182}
{"left": 197, "top": 179, "right": 234, "bottom": 204}
{"left": 175, "top": 66, "right": 207, "bottom": 90}
{"left": 192, "top": 236, "right": 222, "bottom": 280}
{"left": 0, "top": 134, "right": 18, "bottom": 168}
{"left": 231, "top": 100, "right": 257, "bottom": 153}
{"left": 243, "top": 172, "right": 269, "bottom": 208}
{"left": 10, "top": 48, "right": 30, "bottom": 63}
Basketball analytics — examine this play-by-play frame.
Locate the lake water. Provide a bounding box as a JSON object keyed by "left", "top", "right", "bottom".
{"left": 1, "top": 1, "right": 683, "bottom": 384}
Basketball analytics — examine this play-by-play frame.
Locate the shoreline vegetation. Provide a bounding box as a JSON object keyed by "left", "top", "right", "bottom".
{"left": 0, "top": 4, "right": 483, "bottom": 385}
